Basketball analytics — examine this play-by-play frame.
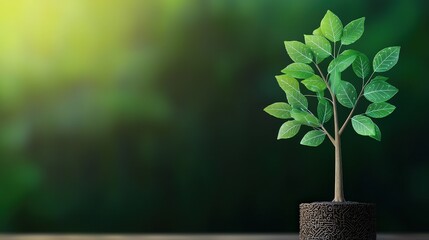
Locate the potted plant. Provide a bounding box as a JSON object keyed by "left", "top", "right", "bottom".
{"left": 264, "top": 10, "right": 400, "bottom": 240}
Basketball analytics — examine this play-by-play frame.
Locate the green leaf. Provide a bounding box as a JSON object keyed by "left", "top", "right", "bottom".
{"left": 365, "top": 102, "right": 396, "bottom": 118}
{"left": 317, "top": 99, "right": 333, "bottom": 123}
{"left": 373, "top": 46, "right": 401, "bottom": 72}
{"left": 320, "top": 10, "right": 343, "bottom": 42}
{"left": 276, "top": 75, "right": 308, "bottom": 109}
{"left": 328, "top": 53, "right": 357, "bottom": 73}
{"left": 316, "top": 91, "right": 325, "bottom": 101}
{"left": 300, "top": 130, "right": 326, "bottom": 147}
{"left": 277, "top": 120, "right": 301, "bottom": 139}
{"left": 372, "top": 76, "right": 389, "bottom": 81}
{"left": 369, "top": 123, "right": 381, "bottom": 141}
{"left": 301, "top": 75, "right": 326, "bottom": 92}
{"left": 329, "top": 70, "right": 341, "bottom": 94}
{"left": 290, "top": 109, "right": 320, "bottom": 127}
{"left": 340, "top": 49, "right": 360, "bottom": 56}
{"left": 352, "top": 52, "right": 370, "bottom": 79}
{"left": 264, "top": 102, "right": 292, "bottom": 119}
{"left": 281, "top": 63, "right": 314, "bottom": 79}
{"left": 304, "top": 34, "right": 332, "bottom": 63}
{"left": 336, "top": 80, "right": 357, "bottom": 108}
{"left": 284, "top": 41, "right": 313, "bottom": 64}
{"left": 364, "top": 80, "right": 398, "bottom": 103}
{"left": 351, "top": 115, "right": 375, "bottom": 136}
{"left": 341, "top": 17, "right": 365, "bottom": 45}
{"left": 313, "top": 27, "right": 323, "bottom": 36}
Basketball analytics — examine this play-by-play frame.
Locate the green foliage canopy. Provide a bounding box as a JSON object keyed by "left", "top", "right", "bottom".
{"left": 264, "top": 10, "right": 400, "bottom": 147}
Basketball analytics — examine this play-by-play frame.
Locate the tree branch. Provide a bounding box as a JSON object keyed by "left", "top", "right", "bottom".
{"left": 314, "top": 63, "right": 334, "bottom": 98}
{"left": 339, "top": 72, "right": 376, "bottom": 135}
{"left": 321, "top": 125, "right": 335, "bottom": 145}
{"left": 339, "top": 96, "right": 361, "bottom": 135}
{"left": 337, "top": 43, "right": 343, "bottom": 56}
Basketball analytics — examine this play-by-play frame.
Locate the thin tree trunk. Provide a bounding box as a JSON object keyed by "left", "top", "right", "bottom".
{"left": 332, "top": 95, "right": 345, "bottom": 202}
{"left": 333, "top": 135, "right": 345, "bottom": 202}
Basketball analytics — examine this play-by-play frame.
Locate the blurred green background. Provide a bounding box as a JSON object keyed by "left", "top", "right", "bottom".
{"left": 0, "top": 0, "right": 427, "bottom": 233}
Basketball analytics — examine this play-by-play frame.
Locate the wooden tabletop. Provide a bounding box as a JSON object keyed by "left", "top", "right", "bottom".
{"left": 0, "top": 234, "right": 427, "bottom": 240}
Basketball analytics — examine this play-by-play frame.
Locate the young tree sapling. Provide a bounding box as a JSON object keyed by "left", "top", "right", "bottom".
{"left": 264, "top": 10, "right": 400, "bottom": 202}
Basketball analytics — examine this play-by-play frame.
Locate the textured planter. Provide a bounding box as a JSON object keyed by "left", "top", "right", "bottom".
{"left": 300, "top": 202, "right": 376, "bottom": 240}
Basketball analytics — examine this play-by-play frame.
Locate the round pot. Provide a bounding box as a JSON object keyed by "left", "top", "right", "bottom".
{"left": 300, "top": 202, "right": 376, "bottom": 240}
